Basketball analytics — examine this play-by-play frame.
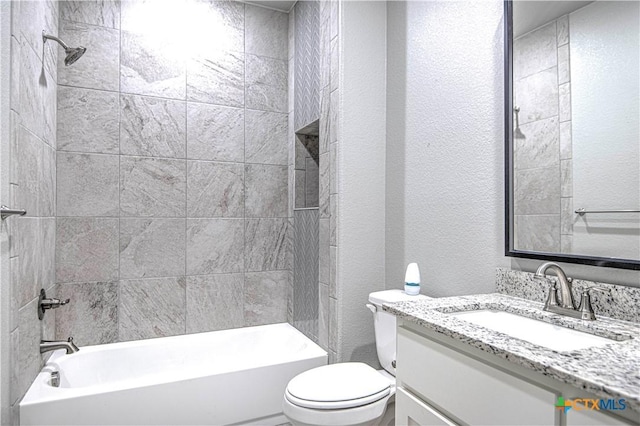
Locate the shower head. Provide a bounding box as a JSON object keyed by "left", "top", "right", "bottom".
{"left": 42, "top": 31, "right": 86, "bottom": 66}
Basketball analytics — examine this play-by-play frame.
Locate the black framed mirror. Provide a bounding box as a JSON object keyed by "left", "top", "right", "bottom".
{"left": 504, "top": 0, "right": 640, "bottom": 270}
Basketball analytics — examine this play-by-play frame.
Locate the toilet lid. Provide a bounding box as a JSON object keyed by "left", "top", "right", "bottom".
{"left": 285, "top": 362, "right": 391, "bottom": 410}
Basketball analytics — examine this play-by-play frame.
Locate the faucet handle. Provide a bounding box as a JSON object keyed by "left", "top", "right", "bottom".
{"left": 578, "top": 287, "right": 609, "bottom": 320}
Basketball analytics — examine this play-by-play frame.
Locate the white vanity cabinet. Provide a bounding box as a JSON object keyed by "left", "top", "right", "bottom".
{"left": 395, "top": 321, "right": 637, "bottom": 426}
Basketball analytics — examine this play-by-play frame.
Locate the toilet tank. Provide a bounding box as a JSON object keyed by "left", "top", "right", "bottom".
{"left": 368, "top": 289, "right": 429, "bottom": 376}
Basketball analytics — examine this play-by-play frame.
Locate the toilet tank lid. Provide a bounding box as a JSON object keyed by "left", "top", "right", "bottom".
{"left": 369, "top": 289, "right": 429, "bottom": 306}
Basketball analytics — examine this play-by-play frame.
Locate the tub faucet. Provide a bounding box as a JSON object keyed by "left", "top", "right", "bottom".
{"left": 535, "top": 262, "right": 575, "bottom": 310}
{"left": 40, "top": 337, "right": 79, "bottom": 354}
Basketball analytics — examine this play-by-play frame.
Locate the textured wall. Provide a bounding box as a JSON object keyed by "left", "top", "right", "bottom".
{"left": 7, "top": 0, "right": 59, "bottom": 423}
{"left": 513, "top": 16, "right": 572, "bottom": 253}
{"left": 54, "top": 0, "right": 290, "bottom": 345}
{"left": 386, "top": 0, "right": 508, "bottom": 298}
{"left": 294, "top": 0, "right": 320, "bottom": 132}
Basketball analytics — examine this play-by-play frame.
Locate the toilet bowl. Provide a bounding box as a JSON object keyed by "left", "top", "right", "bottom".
{"left": 283, "top": 290, "right": 429, "bottom": 426}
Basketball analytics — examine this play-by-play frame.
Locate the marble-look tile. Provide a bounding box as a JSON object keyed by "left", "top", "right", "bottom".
{"left": 186, "top": 103, "right": 244, "bottom": 162}
{"left": 319, "top": 153, "right": 329, "bottom": 218}
{"left": 186, "top": 219, "right": 244, "bottom": 275}
{"left": 56, "top": 218, "right": 119, "bottom": 284}
{"left": 288, "top": 4, "right": 295, "bottom": 60}
{"left": 57, "top": 86, "right": 119, "bottom": 154}
{"left": 245, "top": 5, "right": 288, "bottom": 60}
{"left": 58, "top": 21, "right": 120, "bottom": 91}
{"left": 14, "top": 218, "right": 40, "bottom": 307}
{"left": 328, "top": 296, "right": 337, "bottom": 352}
{"left": 561, "top": 197, "right": 574, "bottom": 235}
{"left": 120, "top": 94, "right": 186, "bottom": 158}
{"left": 120, "top": 0, "right": 184, "bottom": 34}
{"left": 514, "top": 167, "right": 560, "bottom": 215}
{"left": 330, "top": 37, "right": 338, "bottom": 93}
{"left": 57, "top": 152, "right": 119, "bottom": 217}
{"left": 187, "top": 51, "right": 244, "bottom": 107}
{"left": 17, "top": 0, "right": 46, "bottom": 61}
{"left": 187, "top": 161, "right": 244, "bottom": 217}
{"left": 513, "top": 21, "right": 556, "bottom": 81}
{"left": 245, "top": 164, "right": 288, "bottom": 217}
{"left": 246, "top": 55, "right": 288, "bottom": 113}
{"left": 42, "top": 70, "right": 57, "bottom": 149}
{"left": 245, "top": 218, "right": 291, "bottom": 272}
{"left": 329, "top": 245, "right": 337, "bottom": 298}
{"left": 295, "top": 169, "right": 306, "bottom": 208}
{"left": 40, "top": 218, "right": 56, "bottom": 289}
{"left": 319, "top": 218, "right": 329, "bottom": 284}
{"left": 559, "top": 121, "right": 572, "bottom": 160}
{"left": 330, "top": 142, "right": 337, "bottom": 194}
{"left": 17, "top": 298, "right": 41, "bottom": 400}
{"left": 188, "top": 0, "right": 244, "bottom": 53}
{"left": 119, "top": 277, "right": 186, "bottom": 341}
{"left": 330, "top": 194, "right": 337, "bottom": 245}
{"left": 557, "top": 15, "right": 569, "bottom": 46}
{"left": 120, "top": 218, "right": 186, "bottom": 279}
{"left": 42, "top": 282, "right": 56, "bottom": 342}
{"left": 560, "top": 234, "right": 572, "bottom": 254}
{"left": 60, "top": 0, "right": 121, "bottom": 29}
{"left": 245, "top": 110, "right": 288, "bottom": 165}
{"left": 56, "top": 282, "right": 118, "bottom": 345}
{"left": 514, "top": 215, "right": 560, "bottom": 253}
{"left": 318, "top": 283, "right": 329, "bottom": 350}
{"left": 10, "top": 257, "right": 19, "bottom": 331}
{"left": 244, "top": 271, "right": 289, "bottom": 326}
{"left": 18, "top": 40, "right": 44, "bottom": 139}
{"left": 40, "top": 144, "right": 56, "bottom": 217}
{"left": 186, "top": 274, "right": 244, "bottom": 333}
{"left": 42, "top": 0, "right": 60, "bottom": 82}
{"left": 288, "top": 58, "right": 295, "bottom": 114}
{"left": 514, "top": 116, "right": 559, "bottom": 170}
{"left": 10, "top": 36, "right": 20, "bottom": 112}
{"left": 15, "top": 127, "right": 41, "bottom": 217}
{"left": 514, "top": 67, "right": 559, "bottom": 126}
{"left": 330, "top": 0, "right": 338, "bottom": 40}
{"left": 120, "top": 156, "right": 186, "bottom": 217}
{"left": 318, "top": 86, "right": 330, "bottom": 154}
{"left": 10, "top": 329, "right": 19, "bottom": 405}
{"left": 120, "top": 31, "right": 186, "bottom": 99}
{"left": 560, "top": 159, "right": 573, "bottom": 197}
{"left": 557, "top": 44, "right": 570, "bottom": 85}
{"left": 305, "top": 158, "right": 319, "bottom": 208}
{"left": 330, "top": 88, "right": 338, "bottom": 144}
{"left": 559, "top": 83, "right": 571, "bottom": 122}
{"left": 288, "top": 166, "right": 295, "bottom": 217}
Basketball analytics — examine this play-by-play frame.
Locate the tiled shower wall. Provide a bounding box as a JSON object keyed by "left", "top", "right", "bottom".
{"left": 288, "top": 0, "right": 340, "bottom": 363}
{"left": 54, "top": 0, "right": 291, "bottom": 345}
{"left": 8, "top": 0, "right": 59, "bottom": 421}
{"left": 513, "top": 15, "right": 573, "bottom": 253}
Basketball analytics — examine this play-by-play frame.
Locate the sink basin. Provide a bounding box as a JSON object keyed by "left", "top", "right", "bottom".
{"left": 449, "top": 310, "right": 617, "bottom": 352}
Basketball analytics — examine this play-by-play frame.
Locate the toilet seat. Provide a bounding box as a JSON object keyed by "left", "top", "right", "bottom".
{"left": 285, "top": 363, "right": 391, "bottom": 409}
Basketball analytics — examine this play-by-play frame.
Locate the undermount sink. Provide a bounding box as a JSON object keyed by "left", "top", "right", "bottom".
{"left": 449, "top": 310, "right": 618, "bottom": 352}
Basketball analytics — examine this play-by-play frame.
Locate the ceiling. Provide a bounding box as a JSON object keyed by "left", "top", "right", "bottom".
{"left": 513, "top": 1, "right": 593, "bottom": 37}
{"left": 244, "top": 0, "right": 296, "bottom": 12}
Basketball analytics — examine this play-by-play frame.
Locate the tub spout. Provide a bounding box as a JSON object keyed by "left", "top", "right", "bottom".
{"left": 40, "top": 337, "right": 79, "bottom": 355}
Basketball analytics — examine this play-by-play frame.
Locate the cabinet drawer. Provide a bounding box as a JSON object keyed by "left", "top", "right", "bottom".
{"left": 397, "top": 326, "right": 557, "bottom": 425}
{"left": 396, "top": 387, "right": 458, "bottom": 426}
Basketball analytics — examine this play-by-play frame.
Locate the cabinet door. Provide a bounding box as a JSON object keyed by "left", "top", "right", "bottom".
{"left": 396, "top": 387, "right": 458, "bottom": 426}
{"left": 397, "top": 326, "right": 557, "bottom": 426}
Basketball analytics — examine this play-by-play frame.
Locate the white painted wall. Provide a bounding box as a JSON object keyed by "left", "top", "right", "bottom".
{"left": 337, "top": 0, "right": 387, "bottom": 364}
{"left": 385, "top": 0, "right": 509, "bottom": 297}
{"left": 571, "top": 1, "right": 640, "bottom": 260}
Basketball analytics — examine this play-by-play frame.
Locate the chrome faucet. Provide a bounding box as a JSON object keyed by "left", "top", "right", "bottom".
{"left": 534, "top": 262, "right": 608, "bottom": 320}
{"left": 40, "top": 337, "right": 79, "bottom": 354}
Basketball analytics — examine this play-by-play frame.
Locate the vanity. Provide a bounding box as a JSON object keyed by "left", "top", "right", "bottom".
{"left": 385, "top": 292, "right": 639, "bottom": 425}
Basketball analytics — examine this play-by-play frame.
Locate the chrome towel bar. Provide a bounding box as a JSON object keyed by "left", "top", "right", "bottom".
{"left": 575, "top": 208, "right": 640, "bottom": 216}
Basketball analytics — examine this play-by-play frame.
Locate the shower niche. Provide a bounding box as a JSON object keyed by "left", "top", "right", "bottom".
{"left": 294, "top": 124, "right": 320, "bottom": 209}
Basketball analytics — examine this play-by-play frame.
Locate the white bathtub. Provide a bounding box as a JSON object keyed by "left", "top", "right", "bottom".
{"left": 20, "top": 323, "right": 327, "bottom": 426}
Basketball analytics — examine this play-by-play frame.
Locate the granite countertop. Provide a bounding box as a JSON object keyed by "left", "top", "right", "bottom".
{"left": 384, "top": 293, "right": 640, "bottom": 412}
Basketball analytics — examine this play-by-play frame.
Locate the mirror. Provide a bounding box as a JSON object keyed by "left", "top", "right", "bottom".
{"left": 505, "top": 0, "right": 640, "bottom": 270}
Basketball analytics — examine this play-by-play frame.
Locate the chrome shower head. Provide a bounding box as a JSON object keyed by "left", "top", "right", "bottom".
{"left": 42, "top": 31, "right": 86, "bottom": 66}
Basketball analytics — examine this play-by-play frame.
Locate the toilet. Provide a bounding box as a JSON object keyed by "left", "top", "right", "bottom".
{"left": 283, "top": 289, "right": 429, "bottom": 426}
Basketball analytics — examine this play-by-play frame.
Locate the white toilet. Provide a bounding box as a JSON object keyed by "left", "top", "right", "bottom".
{"left": 283, "top": 289, "right": 429, "bottom": 426}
